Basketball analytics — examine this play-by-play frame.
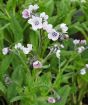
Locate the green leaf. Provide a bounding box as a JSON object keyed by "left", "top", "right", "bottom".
{"left": 55, "top": 85, "right": 71, "bottom": 105}
{"left": 0, "top": 54, "right": 13, "bottom": 80}
{"left": 0, "top": 81, "right": 6, "bottom": 94}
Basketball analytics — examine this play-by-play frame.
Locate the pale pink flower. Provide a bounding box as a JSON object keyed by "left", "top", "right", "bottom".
{"left": 43, "top": 22, "right": 53, "bottom": 33}
{"left": 80, "top": 40, "right": 86, "bottom": 45}
{"left": 28, "top": 16, "right": 42, "bottom": 30}
{"left": 48, "top": 29, "right": 59, "bottom": 41}
{"left": 33, "top": 60, "right": 42, "bottom": 69}
{"left": 40, "top": 12, "right": 48, "bottom": 21}
{"left": 22, "top": 9, "right": 31, "bottom": 19}
{"left": 48, "top": 97, "right": 56, "bottom": 103}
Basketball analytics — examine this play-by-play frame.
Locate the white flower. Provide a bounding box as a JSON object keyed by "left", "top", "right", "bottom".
{"left": 60, "top": 23, "right": 68, "bottom": 33}
{"left": 48, "top": 29, "right": 59, "bottom": 41}
{"left": 80, "top": 68, "right": 86, "bottom": 75}
{"left": 22, "top": 44, "right": 32, "bottom": 54}
{"left": 86, "top": 64, "right": 88, "bottom": 69}
{"left": 29, "top": 4, "right": 39, "bottom": 11}
{"left": 2, "top": 47, "right": 9, "bottom": 55}
{"left": 27, "top": 44, "right": 32, "bottom": 51}
{"left": 48, "top": 97, "right": 56, "bottom": 103}
{"left": 80, "top": 40, "right": 86, "bottom": 45}
{"left": 22, "top": 9, "right": 31, "bottom": 19}
{"left": 43, "top": 22, "right": 53, "bottom": 33}
{"left": 56, "top": 49, "right": 61, "bottom": 58}
{"left": 28, "top": 16, "right": 42, "bottom": 30}
{"left": 60, "top": 44, "right": 64, "bottom": 48}
{"left": 15, "top": 43, "right": 22, "bottom": 49}
{"left": 33, "top": 60, "right": 42, "bottom": 69}
{"left": 22, "top": 47, "right": 30, "bottom": 54}
{"left": 73, "top": 39, "right": 80, "bottom": 45}
{"left": 40, "top": 12, "right": 48, "bottom": 21}
{"left": 77, "top": 46, "right": 85, "bottom": 53}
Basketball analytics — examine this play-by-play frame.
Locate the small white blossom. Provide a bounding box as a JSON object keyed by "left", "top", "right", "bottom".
{"left": 48, "top": 97, "right": 56, "bottom": 104}
{"left": 29, "top": 4, "right": 39, "bottom": 11}
{"left": 48, "top": 29, "right": 59, "bottom": 41}
{"left": 86, "top": 64, "right": 88, "bottom": 69}
{"left": 56, "top": 49, "right": 61, "bottom": 59}
{"left": 80, "top": 68, "right": 86, "bottom": 75}
{"left": 60, "top": 23, "right": 68, "bottom": 33}
{"left": 22, "top": 44, "right": 32, "bottom": 54}
{"left": 43, "top": 22, "right": 53, "bottom": 33}
{"left": 40, "top": 12, "right": 48, "bottom": 21}
{"left": 2, "top": 47, "right": 9, "bottom": 55}
{"left": 27, "top": 44, "right": 32, "bottom": 51}
{"left": 22, "top": 47, "right": 30, "bottom": 54}
{"left": 33, "top": 60, "right": 42, "bottom": 69}
{"left": 28, "top": 16, "right": 42, "bottom": 30}
{"left": 80, "top": 40, "right": 86, "bottom": 45}
{"left": 22, "top": 9, "right": 31, "bottom": 19}
{"left": 73, "top": 39, "right": 80, "bottom": 45}
{"left": 15, "top": 43, "right": 22, "bottom": 49}
{"left": 77, "top": 46, "right": 85, "bottom": 53}
{"left": 60, "top": 44, "right": 64, "bottom": 48}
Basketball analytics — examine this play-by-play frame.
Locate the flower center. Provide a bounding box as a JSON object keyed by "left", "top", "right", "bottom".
{"left": 35, "top": 21, "right": 39, "bottom": 25}
{"left": 52, "top": 32, "right": 57, "bottom": 37}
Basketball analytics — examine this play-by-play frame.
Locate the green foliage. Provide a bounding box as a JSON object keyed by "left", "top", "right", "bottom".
{"left": 0, "top": 0, "right": 88, "bottom": 105}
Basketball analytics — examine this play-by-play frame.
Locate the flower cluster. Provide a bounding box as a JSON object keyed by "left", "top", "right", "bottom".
{"left": 15, "top": 43, "right": 32, "bottom": 54}
{"left": 2, "top": 43, "right": 32, "bottom": 55}
{"left": 73, "top": 39, "right": 87, "bottom": 54}
{"left": 73, "top": 39, "right": 86, "bottom": 45}
{"left": 80, "top": 64, "right": 88, "bottom": 75}
{"left": 22, "top": 4, "right": 68, "bottom": 41}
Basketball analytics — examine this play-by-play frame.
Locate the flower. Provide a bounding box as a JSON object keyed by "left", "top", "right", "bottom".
{"left": 60, "top": 44, "right": 64, "bottom": 48}
{"left": 43, "top": 22, "right": 53, "bottom": 33}
{"left": 27, "top": 44, "right": 32, "bottom": 51}
{"left": 77, "top": 46, "right": 85, "bottom": 53}
{"left": 86, "top": 64, "right": 88, "bottom": 69}
{"left": 15, "top": 43, "right": 23, "bottom": 49}
{"left": 2, "top": 47, "right": 9, "bottom": 55}
{"left": 33, "top": 60, "right": 42, "bottom": 69}
{"left": 22, "top": 44, "right": 32, "bottom": 54}
{"left": 48, "top": 29, "right": 59, "bottom": 41}
{"left": 22, "top": 9, "right": 31, "bottom": 19}
{"left": 47, "top": 97, "right": 56, "bottom": 103}
{"left": 80, "top": 40, "right": 86, "bottom": 45}
{"left": 29, "top": 4, "right": 39, "bottom": 11}
{"left": 80, "top": 68, "right": 86, "bottom": 75}
{"left": 56, "top": 49, "right": 61, "bottom": 59}
{"left": 60, "top": 23, "right": 68, "bottom": 33}
{"left": 73, "top": 39, "right": 80, "bottom": 45}
{"left": 28, "top": 16, "right": 43, "bottom": 30}
{"left": 40, "top": 12, "right": 48, "bottom": 21}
